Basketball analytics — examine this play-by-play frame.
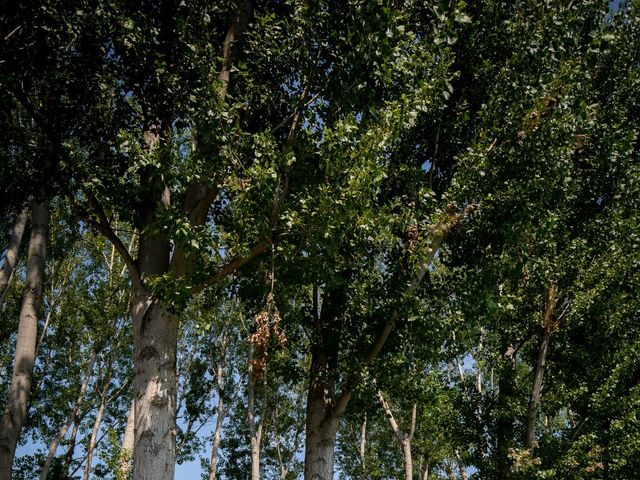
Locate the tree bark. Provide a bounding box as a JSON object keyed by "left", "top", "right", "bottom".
{"left": 40, "top": 352, "right": 96, "bottom": 480}
{"left": 303, "top": 385, "right": 340, "bottom": 480}
{"left": 378, "top": 391, "right": 415, "bottom": 480}
{"left": 83, "top": 392, "right": 107, "bottom": 480}
{"left": 303, "top": 288, "right": 343, "bottom": 480}
{"left": 131, "top": 284, "right": 177, "bottom": 480}
{"left": 359, "top": 416, "right": 367, "bottom": 480}
{"left": 117, "top": 398, "right": 135, "bottom": 479}
{"left": 0, "top": 199, "right": 48, "bottom": 479}
{"left": 525, "top": 283, "right": 557, "bottom": 450}
{"left": 0, "top": 206, "right": 28, "bottom": 307}
{"left": 208, "top": 363, "right": 226, "bottom": 480}
{"left": 247, "top": 345, "right": 266, "bottom": 480}
{"left": 418, "top": 451, "right": 429, "bottom": 480}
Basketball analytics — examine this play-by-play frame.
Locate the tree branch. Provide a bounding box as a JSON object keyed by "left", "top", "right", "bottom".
{"left": 190, "top": 238, "right": 272, "bottom": 294}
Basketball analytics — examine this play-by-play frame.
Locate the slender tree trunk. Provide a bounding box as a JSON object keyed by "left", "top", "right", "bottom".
{"left": 402, "top": 441, "right": 413, "bottom": 480}
{"left": 418, "top": 451, "right": 429, "bottom": 480}
{"left": 378, "top": 391, "right": 415, "bottom": 480}
{"left": 445, "top": 461, "right": 456, "bottom": 480}
{"left": 83, "top": 357, "right": 113, "bottom": 480}
{"left": 208, "top": 364, "right": 226, "bottom": 480}
{"left": 65, "top": 415, "right": 82, "bottom": 473}
{"left": 495, "top": 342, "right": 516, "bottom": 479}
{"left": 83, "top": 394, "right": 107, "bottom": 480}
{"left": 0, "top": 206, "right": 28, "bottom": 308}
{"left": 40, "top": 352, "right": 96, "bottom": 480}
{"left": 0, "top": 200, "right": 48, "bottom": 479}
{"left": 247, "top": 345, "right": 266, "bottom": 480}
{"left": 456, "top": 450, "right": 468, "bottom": 480}
{"left": 525, "top": 284, "right": 557, "bottom": 450}
{"left": 359, "top": 416, "right": 367, "bottom": 480}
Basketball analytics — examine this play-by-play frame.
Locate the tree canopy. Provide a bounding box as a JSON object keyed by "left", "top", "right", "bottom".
{"left": 0, "top": 1, "right": 639, "bottom": 479}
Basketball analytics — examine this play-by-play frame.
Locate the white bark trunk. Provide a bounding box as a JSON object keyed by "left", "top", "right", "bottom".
{"left": 0, "top": 200, "right": 48, "bottom": 479}
{"left": 132, "top": 287, "right": 177, "bottom": 480}
{"left": 40, "top": 352, "right": 96, "bottom": 480}
{"left": 377, "top": 391, "right": 415, "bottom": 480}
{"left": 247, "top": 345, "right": 266, "bottom": 480}
{"left": 0, "top": 206, "right": 28, "bottom": 307}
{"left": 83, "top": 394, "right": 107, "bottom": 480}
{"left": 208, "top": 364, "right": 225, "bottom": 480}
{"left": 303, "top": 394, "right": 338, "bottom": 480}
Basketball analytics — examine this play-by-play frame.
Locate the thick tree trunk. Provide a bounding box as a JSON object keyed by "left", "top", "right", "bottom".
{"left": 118, "top": 398, "right": 135, "bottom": 479}
{"left": 303, "top": 387, "right": 339, "bottom": 480}
{"left": 40, "top": 352, "right": 96, "bottom": 480}
{"left": 525, "top": 284, "right": 557, "bottom": 450}
{"left": 0, "top": 200, "right": 48, "bottom": 479}
{"left": 0, "top": 206, "right": 28, "bottom": 307}
{"left": 304, "top": 288, "right": 344, "bottom": 480}
{"left": 131, "top": 286, "right": 177, "bottom": 480}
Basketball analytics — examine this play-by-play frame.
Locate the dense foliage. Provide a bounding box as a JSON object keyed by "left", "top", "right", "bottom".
{"left": 0, "top": 1, "right": 638, "bottom": 479}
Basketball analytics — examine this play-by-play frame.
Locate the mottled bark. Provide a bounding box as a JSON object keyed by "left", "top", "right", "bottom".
{"left": 0, "top": 206, "right": 28, "bottom": 307}
{"left": 0, "top": 200, "right": 48, "bottom": 479}
{"left": 303, "top": 384, "right": 340, "bottom": 480}
{"left": 131, "top": 284, "right": 177, "bottom": 480}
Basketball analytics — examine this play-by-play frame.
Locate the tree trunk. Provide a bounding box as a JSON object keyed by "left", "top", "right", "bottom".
{"left": 525, "top": 284, "right": 557, "bottom": 450}
{"left": 131, "top": 285, "right": 177, "bottom": 480}
{"left": 303, "top": 386, "right": 339, "bottom": 480}
{"left": 118, "top": 398, "right": 135, "bottom": 480}
{"left": 456, "top": 450, "right": 468, "bottom": 480}
{"left": 495, "top": 344, "right": 516, "bottom": 479}
{"left": 303, "top": 286, "right": 345, "bottom": 480}
{"left": 418, "top": 451, "right": 429, "bottom": 480}
{"left": 83, "top": 393, "right": 107, "bottom": 480}
{"left": 378, "top": 391, "right": 415, "bottom": 480}
{"left": 64, "top": 415, "right": 82, "bottom": 473}
{"left": 402, "top": 441, "right": 413, "bottom": 480}
{"left": 0, "top": 199, "right": 48, "bottom": 479}
{"left": 359, "top": 416, "right": 367, "bottom": 480}
{"left": 40, "top": 352, "right": 96, "bottom": 480}
{"left": 247, "top": 345, "right": 266, "bottom": 480}
{"left": 208, "top": 363, "right": 226, "bottom": 480}
{"left": 0, "top": 206, "right": 28, "bottom": 307}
